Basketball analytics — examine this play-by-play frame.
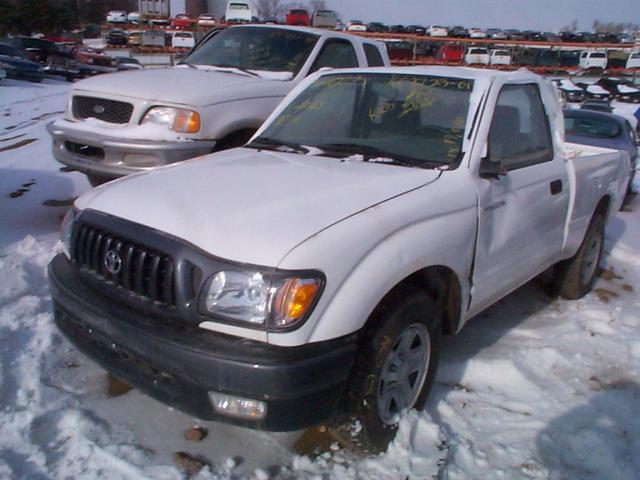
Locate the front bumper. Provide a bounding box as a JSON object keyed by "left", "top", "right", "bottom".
{"left": 47, "top": 121, "right": 217, "bottom": 180}
{"left": 48, "top": 254, "right": 357, "bottom": 431}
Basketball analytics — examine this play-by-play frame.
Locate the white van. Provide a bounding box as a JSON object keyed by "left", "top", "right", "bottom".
{"left": 627, "top": 52, "right": 640, "bottom": 69}
{"left": 579, "top": 51, "right": 607, "bottom": 70}
{"left": 225, "top": 1, "right": 257, "bottom": 23}
{"left": 465, "top": 47, "right": 489, "bottom": 65}
{"left": 489, "top": 49, "right": 511, "bottom": 66}
{"left": 172, "top": 31, "right": 195, "bottom": 49}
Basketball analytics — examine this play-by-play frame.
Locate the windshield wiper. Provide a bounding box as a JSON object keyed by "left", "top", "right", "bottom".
{"left": 316, "top": 143, "right": 444, "bottom": 169}
{"left": 213, "top": 64, "right": 260, "bottom": 77}
{"left": 246, "top": 137, "right": 310, "bottom": 154}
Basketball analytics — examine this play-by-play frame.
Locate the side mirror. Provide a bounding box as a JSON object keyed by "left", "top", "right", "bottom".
{"left": 479, "top": 159, "right": 508, "bottom": 179}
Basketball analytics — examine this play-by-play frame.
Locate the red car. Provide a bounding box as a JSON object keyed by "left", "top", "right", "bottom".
{"left": 285, "top": 9, "right": 310, "bottom": 26}
{"left": 70, "top": 46, "right": 117, "bottom": 70}
{"left": 436, "top": 44, "right": 464, "bottom": 63}
{"left": 171, "top": 14, "right": 197, "bottom": 29}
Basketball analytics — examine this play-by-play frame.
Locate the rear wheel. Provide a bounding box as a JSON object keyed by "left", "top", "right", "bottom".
{"left": 342, "top": 288, "right": 440, "bottom": 453}
{"left": 554, "top": 213, "right": 605, "bottom": 299}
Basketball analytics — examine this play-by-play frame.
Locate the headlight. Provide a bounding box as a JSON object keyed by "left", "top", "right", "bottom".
{"left": 141, "top": 107, "right": 201, "bottom": 133}
{"left": 60, "top": 208, "right": 79, "bottom": 259}
{"left": 200, "top": 270, "right": 323, "bottom": 330}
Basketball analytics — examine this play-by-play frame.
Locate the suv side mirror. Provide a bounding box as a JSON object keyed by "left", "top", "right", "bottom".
{"left": 479, "top": 159, "right": 508, "bottom": 179}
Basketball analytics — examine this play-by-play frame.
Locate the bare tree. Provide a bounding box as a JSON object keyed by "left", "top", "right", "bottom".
{"left": 309, "top": 0, "right": 327, "bottom": 12}
{"left": 559, "top": 19, "right": 578, "bottom": 33}
{"left": 255, "top": 0, "right": 288, "bottom": 18}
{"left": 592, "top": 20, "right": 639, "bottom": 34}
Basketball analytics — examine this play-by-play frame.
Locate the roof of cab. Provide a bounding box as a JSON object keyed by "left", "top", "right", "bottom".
{"left": 315, "top": 65, "right": 542, "bottom": 82}
{"left": 227, "top": 23, "right": 384, "bottom": 45}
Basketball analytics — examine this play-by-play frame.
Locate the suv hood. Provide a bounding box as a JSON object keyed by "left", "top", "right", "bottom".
{"left": 76, "top": 149, "right": 441, "bottom": 266}
{"left": 72, "top": 67, "right": 291, "bottom": 106}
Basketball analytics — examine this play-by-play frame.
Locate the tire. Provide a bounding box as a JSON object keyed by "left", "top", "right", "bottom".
{"left": 342, "top": 287, "right": 441, "bottom": 453}
{"left": 554, "top": 214, "right": 605, "bottom": 299}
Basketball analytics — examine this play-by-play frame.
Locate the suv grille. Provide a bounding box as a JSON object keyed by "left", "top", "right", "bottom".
{"left": 71, "top": 223, "right": 176, "bottom": 306}
{"left": 72, "top": 96, "right": 133, "bottom": 124}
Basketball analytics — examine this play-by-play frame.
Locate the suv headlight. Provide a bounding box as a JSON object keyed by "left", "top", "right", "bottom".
{"left": 60, "top": 208, "right": 79, "bottom": 258}
{"left": 141, "top": 107, "right": 201, "bottom": 133}
{"left": 199, "top": 270, "right": 324, "bottom": 331}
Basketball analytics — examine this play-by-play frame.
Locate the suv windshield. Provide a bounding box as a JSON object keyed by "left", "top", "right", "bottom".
{"left": 185, "top": 27, "right": 318, "bottom": 74}
{"left": 252, "top": 73, "right": 474, "bottom": 168}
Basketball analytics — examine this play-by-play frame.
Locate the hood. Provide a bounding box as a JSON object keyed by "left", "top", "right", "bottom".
{"left": 76, "top": 149, "right": 441, "bottom": 267}
{"left": 72, "top": 67, "right": 291, "bottom": 106}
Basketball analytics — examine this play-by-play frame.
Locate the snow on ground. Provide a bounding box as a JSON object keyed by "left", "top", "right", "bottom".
{"left": 0, "top": 77, "right": 639, "bottom": 479}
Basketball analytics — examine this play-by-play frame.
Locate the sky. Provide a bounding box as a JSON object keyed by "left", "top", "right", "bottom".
{"left": 323, "top": 0, "right": 640, "bottom": 32}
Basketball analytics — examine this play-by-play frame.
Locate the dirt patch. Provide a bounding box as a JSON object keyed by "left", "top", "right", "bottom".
{"left": 0, "top": 138, "right": 37, "bottom": 153}
{"left": 106, "top": 373, "right": 133, "bottom": 398}
{"left": 8, "top": 179, "right": 36, "bottom": 198}
{"left": 0, "top": 133, "right": 27, "bottom": 143}
{"left": 601, "top": 268, "right": 623, "bottom": 281}
{"left": 174, "top": 452, "right": 208, "bottom": 477}
{"left": 43, "top": 198, "right": 76, "bottom": 207}
{"left": 594, "top": 288, "right": 619, "bottom": 303}
{"left": 184, "top": 426, "right": 208, "bottom": 442}
{"left": 622, "top": 284, "right": 634, "bottom": 293}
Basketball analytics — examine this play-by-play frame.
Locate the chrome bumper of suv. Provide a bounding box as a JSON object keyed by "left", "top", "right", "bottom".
{"left": 47, "top": 121, "right": 217, "bottom": 180}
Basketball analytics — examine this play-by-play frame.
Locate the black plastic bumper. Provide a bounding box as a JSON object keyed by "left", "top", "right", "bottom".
{"left": 48, "top": 254, "right": 357, "bottom": 431}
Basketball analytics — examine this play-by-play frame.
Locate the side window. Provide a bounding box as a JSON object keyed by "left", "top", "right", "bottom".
{"left": 364, "top": 43, "right": 384, "bottom": 67}
{"left": 309, "top": 39, "right": 358, "bottom": 74}
{"left": 488, "top": 84, "right": 553, "bottom": 170}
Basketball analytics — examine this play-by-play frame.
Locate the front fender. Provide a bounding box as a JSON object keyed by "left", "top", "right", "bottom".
{"left": 270, "top": 177, "right": 478, "bottom": 346}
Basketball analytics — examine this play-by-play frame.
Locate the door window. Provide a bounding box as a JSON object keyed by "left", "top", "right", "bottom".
{"left": 309, "top": 39, "right": 358, "bottom": 74}
{"left": 488, "top": 83, "right": 553, "bottom": 170}
{"left": 364, "top": 44, "right": 385, "bottom": 66}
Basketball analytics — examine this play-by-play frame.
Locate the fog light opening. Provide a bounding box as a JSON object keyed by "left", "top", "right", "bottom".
{"left": 208, "top": 392, "right": 267, "bottom": 420}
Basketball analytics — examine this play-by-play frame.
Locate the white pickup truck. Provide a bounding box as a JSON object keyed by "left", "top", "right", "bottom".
{"left": 48, "top": 67, "right": 629, "bottom": 452}
{"left": 47, "top": 25, "right": 389, "bottom": 185}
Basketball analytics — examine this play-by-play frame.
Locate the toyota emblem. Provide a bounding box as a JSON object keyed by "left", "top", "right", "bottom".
{"left": 93, "top": 104, "right": 106, "bottom": 114}
{"left": 104, "top": 250, "right": 122, "bottom": 275}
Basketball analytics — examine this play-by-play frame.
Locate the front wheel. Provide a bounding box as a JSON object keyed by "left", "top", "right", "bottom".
{"left": 343, "top": 288, "right": 440, "bottom": 453}
{"left": 553, "top": 214, "right": 605, "bottom": 299}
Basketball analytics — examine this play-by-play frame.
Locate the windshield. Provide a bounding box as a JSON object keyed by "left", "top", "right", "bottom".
{"left": 229, "top": 3, "right": 249, "bottom": 9}
{"left": 184, "top": 27, "right": 318, "bottom": 74}
{"left": 253, "top": 73, "right": 474, "bottom": 168}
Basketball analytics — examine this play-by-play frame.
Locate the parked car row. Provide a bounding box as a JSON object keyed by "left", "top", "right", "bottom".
{"left": 354, "top": 23, "right": 635, "bottom": 43}
{"left": 552, "top": 77, "right": 640, "bottom": 104}
{"left": 105, "top": 28, "right": 197, "bottom": 49}
{"left": 0, "top": 34, "right": 149, "bottom": 83}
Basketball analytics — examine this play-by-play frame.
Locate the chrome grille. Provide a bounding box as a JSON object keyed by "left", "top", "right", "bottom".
{"left": 71, "top": 223, "right": 176, "bottom": 305}
{"left": 72, "top": 96, "right": 133, "bottom": 124}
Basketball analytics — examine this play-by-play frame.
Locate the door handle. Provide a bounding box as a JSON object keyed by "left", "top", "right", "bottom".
{"left": 550, "top": 179, "right": 562, "bottom": 195}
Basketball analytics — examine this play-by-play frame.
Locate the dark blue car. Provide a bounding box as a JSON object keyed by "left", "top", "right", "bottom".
{"left": 564, "top": 108, "right": 638, "bottom": 193}
{"left": 0, "top": 44, "right": 44, "bottom": 82}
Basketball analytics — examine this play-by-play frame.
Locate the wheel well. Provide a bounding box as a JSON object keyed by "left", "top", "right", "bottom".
{"left": 366, "top": 266, "right": 462, "bottom": 336}
{"left": 212, "top": 128, "right": 257, "bottom": 152}
{"left": 595, "top": 195, "right": 610, "bottom": 219}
